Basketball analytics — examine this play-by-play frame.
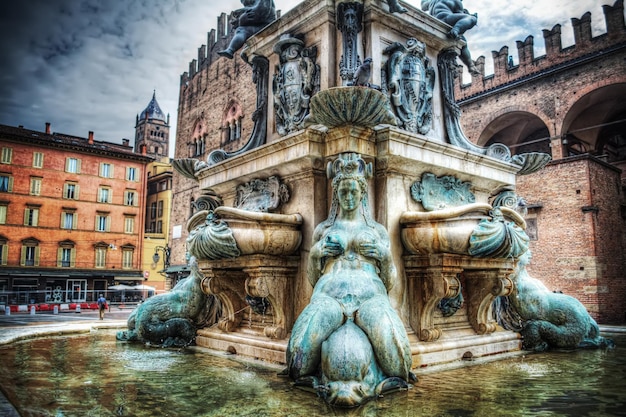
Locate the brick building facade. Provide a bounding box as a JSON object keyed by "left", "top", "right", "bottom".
{"left": 456, "top": 0, "right": 626, "bottom": 323}
{"left": 0, "top": 123, "right": 152, "bottom": 307}
{"left": 170, "top": 12, "right": 257, "bottom": 268}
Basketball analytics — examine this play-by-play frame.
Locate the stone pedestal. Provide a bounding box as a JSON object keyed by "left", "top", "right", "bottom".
{"left": 404, "top": 255, "right": 515, "bottom": 342}
{"left": 197, "top": 255, "right": 299, "bottom": 362}
{"left": 403, "top": 255, "right": 520, "bottom": 369}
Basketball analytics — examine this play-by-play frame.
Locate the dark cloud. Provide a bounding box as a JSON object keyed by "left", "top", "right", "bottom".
{"left": 0, "top": 0, "right": 230, "bottom": 145}
{"left": 0, "top": 0, "right": 607, "bottom": 150}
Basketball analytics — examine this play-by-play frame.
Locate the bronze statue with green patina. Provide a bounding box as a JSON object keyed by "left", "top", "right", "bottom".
{"left": 497, "top": 250, "right": 614, "bottom": 351}
{"left": 422, "top": 0, "right": 479, "bottom": 74}
{"left": 218, "top": 0, "right": 276, "bottom": 59}
{"left": 287, "top": 153, "right": 413, "bottom": 407}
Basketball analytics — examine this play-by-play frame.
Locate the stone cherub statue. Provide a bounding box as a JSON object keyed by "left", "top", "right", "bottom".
{"left": 421, "top": 0, "right": 479, "bottom": 74}
{"left": 286, "top": 153, "right": 414, "bottom": 407}
{"left": 218, "top": 0, "right": 276, "bottom": 59}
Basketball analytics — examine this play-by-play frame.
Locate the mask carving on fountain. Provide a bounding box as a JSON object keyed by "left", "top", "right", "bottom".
{"left": 338, "top": 2, "right": 364, "bottom": 85}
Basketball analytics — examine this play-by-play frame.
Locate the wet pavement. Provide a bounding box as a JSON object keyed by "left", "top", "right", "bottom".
{"left": 0, "top": 307, "right": 133, "bottom": 346}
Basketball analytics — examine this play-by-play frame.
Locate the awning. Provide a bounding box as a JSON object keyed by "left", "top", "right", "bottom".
{"left": 113, "top": 276, "right": 143, "bottom": 281}
{"left": 163, "top": 264, "right": 190, "bottom": 274}
{"left": 109, "top": 284, "right": 134, "bottom": 290}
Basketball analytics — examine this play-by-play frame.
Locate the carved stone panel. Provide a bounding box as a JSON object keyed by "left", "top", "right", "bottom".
{"left": 384, "top": 38, "right": 435, "bottom": 134}
{"left": 234, "top": 175, "right": 290, "bottom": 212}
{"left": 410, "top": 172, "right": 475, "bottom": 211}
{"left": 273, "top": 35, "right": 319, "bottom": 136}
{"left": 337, "top": 2, "right": 363, "bottom": 85}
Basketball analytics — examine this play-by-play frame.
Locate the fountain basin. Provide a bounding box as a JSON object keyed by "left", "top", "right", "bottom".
{"left": 214, "top": 206, "right": 303, "bottom": 256}
{"left": 187, "top": 207, "right": 303, "bottom": 259}
{"left": 1, "top": 330, "right": 623, "bottom": 416}
{"left": 400, "top": 203, "right": 527, "bottom": 256}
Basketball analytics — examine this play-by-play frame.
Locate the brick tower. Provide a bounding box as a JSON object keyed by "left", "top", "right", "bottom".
{"left": 135, "top": 91, "right": 170, "bottom": 159}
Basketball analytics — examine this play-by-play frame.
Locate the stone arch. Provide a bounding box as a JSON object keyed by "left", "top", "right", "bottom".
{"left": 479, "top": 109, "right": 552, "bottom": 156}
{"left": 560, "top": 82, "right": 626, "bottom": 160}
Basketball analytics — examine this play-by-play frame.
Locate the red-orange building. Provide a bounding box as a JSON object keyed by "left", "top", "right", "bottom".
{"left": 0, "top": 123, "right": 152, "bottom": 308}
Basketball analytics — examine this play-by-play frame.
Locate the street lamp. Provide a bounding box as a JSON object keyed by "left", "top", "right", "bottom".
{"left": 152, "top": 244, "right": 171, "bottom": 270}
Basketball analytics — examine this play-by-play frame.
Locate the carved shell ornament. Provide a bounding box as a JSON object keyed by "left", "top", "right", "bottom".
{"left": 306, "top": 87, "right": 397, "bottom": 128}
{"left": 511, "top": 152, "right": 552, "bottom": 175}
{"left": 172, "top": 158, "right": 208, "bottom": 180}
{"left": 468, "top": 208, "right": 530, "bottom": 259}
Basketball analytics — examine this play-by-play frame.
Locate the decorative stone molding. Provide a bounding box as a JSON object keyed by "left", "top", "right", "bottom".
{"left": 200, "top": 255, "right": 299, "bottom": 339}
{"left": 192, "top": 190, "right": 223, "bottom": 212}
{"left": 404, "top": 260, "right": 462, "bottom": 341}
{"left": 404, "top": 254, "right": 514, "bottom": 340}
{"left": 337, "top": 2, "right": 363, "bottom": 85}
{"left": 410, "top": 172, "right": 475, "bottom": 211}
{"left": 234, "top": 175, "right": 289, "bottom": 212}
{"left": 201, "top": 267, "right": 248, "bottom": 332}
{"left": 465, "top": 269, "right": 514, "bottom": 335}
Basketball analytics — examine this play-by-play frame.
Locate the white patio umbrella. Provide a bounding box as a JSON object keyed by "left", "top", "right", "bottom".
{"left": 108, "top": 284, "right": 134, "bottom": 290}
{"left": 133, "top": 284, "right": 156, "bottom": 291}
{"left": 133, "top": 284, "right": 156, "bottom": 299}
{"left": 108, "top": 284, "right": 134, "bottom": 302}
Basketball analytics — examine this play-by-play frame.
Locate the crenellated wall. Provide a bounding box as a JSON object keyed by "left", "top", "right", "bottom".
{"left": 452, "top": 1, "right": 626, "bottom": 324}
{"left": 455, "top": 0, "right": 626, "bottom": 100}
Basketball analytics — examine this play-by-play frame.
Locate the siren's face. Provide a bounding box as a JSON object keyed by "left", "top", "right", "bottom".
{"left": 337, "top": 179, "right": 362, "bottom": 212}
{"left": 324, "top": 381, "right": 370, "bottom": 408}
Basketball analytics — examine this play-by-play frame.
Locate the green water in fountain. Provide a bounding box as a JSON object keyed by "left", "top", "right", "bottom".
{"left": 0, "top": 331, "right": 624, "bottom": 417}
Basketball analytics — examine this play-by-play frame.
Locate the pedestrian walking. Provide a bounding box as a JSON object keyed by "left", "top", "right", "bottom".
{"left": 97, "top": 294, "right": 107, "bottom": 320}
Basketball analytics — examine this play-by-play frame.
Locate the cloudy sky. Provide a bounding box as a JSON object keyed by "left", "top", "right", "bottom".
{"left": 0, "top": 0, "right": 612, "bottom": 153}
